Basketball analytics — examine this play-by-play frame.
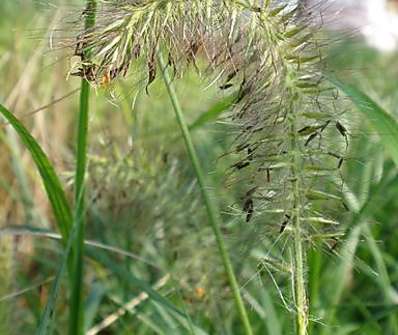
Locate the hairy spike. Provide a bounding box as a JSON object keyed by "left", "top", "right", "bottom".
{"left": 68, "top": 2, "right": 349, "bottom": 333}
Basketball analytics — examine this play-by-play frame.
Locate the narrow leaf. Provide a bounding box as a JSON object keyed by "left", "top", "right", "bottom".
{"left": 0, "top": 103, "right": 72, "bottom": 240}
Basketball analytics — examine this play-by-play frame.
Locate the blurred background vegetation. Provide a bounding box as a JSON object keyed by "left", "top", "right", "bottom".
{"left": 0, "top": 1, "right": 397, "bottom": 334}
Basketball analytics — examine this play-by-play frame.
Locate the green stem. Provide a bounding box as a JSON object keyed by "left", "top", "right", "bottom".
{"left": 288, "top": 102, "right": 308, "bottom": 335}
{"left": 158, "top": 53, "right": 254, "bottom": 335}
{"left": 69, "top": 2, "right": 96, "bottom": 335}
{"left": 293, "top": 222, "right": 308, "bottom": 335}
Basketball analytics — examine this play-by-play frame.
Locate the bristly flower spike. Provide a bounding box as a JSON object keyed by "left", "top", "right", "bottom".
{"left": 70, "top": 1, "right": 349, "bottom": 334}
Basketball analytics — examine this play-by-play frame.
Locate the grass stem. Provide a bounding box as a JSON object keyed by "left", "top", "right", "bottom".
{"left": 158, "top": 53, "right": 254, "bottom": 335}
{"left": 288, "top": 103, "right": 308, "bottom": 335}
{"left": 69, "top": 1, "right": 97, "bottom": 335}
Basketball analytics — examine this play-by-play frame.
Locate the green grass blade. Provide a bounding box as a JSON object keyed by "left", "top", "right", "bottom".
{"left": 189, "top": 93, "right": 237, "bottom": 131}
{"left": 84, "top": 283, "right": 106, "bottom": 332}
{"left": 0, "top": 103, "right": 72, "bottom": 240}
{"left": 330, "top": 79, "right": 398, "bottom": 166}
{"left": 158, "top": 53, "right": 254, "bottom": 335}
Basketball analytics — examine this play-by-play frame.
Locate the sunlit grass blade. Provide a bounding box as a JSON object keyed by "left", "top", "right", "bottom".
{"left": 0, "top": 103, "right": 72, "bottom": 241}
{"left": 330, "top": 79, "right": 398, "bottom": 166}
{"left": 158, "top": 53, "right": 254, "bottom": 335}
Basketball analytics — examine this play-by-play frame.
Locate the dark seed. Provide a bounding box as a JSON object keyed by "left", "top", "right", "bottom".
{"left": 233, "top": 161, "right": 250, "bottom": 170}
{"left": 146, "top": 52, "right": 156, "bottom": 94}
{"left": 279, "top": 220, "right": 288, "bottom": 233}
{"left": 305, "top": 132, "right": 318, "bottom": 146}
{"left": 279, "top": 214, "right": 291, "bottom": 233}
{"left": 320, "top": 120, "right": 330, "bottom": 132}
{"left": 247, "top": 147, "right": 255, "bottom": 161}
{"left": 219, "top": 83, "right": 234, "bottom": 90}
{"left": 330, "top": 237, "right": 339, "bottom": 251}
{"left": 266, "top": 168, "right": 271, "bottom": 183}
{"left": 335, "top": 121, "right": 347, "bottom": 136}
{"left": 243, "top": 198, "right": 254, "bottom": 222}
{"left": 236, "top": 143, "right": 250, "bottom": 152}
{"left": 226, "top": 69, "right": 239, "bottom": 82}
{"left": 298, "top": 126, "right": 312, "bottom": 134}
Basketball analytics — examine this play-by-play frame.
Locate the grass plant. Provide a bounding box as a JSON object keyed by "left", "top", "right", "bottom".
{"left": 0, "top": 1, "right": 398, "bottom": 334}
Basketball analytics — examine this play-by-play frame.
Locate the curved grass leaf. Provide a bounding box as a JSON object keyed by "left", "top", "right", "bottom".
{"left": 330, "top": 79, "right": 398, "bottom": 167}
{"left": 0, "top": 103, "right": 72, "bottom": 240}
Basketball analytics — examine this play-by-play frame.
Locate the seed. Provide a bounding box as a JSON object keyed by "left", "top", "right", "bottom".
{"left": 279, "top": 214, "right": 291, "bottom": 233}
{"left": 219, "top": 83, "right": 234, "bottom": 90}
{"left": 243, "top": 198, "right": 254, "bottom": 222}
{"left": 305, "top": 132, "right": 318, "bottom": 146}
{"left": 232, "top": 161, "right": 250, "bottom": 170}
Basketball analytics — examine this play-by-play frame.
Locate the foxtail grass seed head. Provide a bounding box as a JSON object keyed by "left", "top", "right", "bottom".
{"left": 70, "top": 0, "right": 350, "bottom": 329}
{"left": 70, "top": 0, "right": 347, "bottom": 245}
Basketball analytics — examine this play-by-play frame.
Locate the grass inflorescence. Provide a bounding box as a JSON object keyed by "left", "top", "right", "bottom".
{"left": 69, "top": 1, "right": 349, "bottom": 333}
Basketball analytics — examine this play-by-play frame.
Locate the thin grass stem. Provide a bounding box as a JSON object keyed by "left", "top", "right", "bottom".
{"left": 157, "top": 52, "right": 253, "bottom": 335}
{"left": 69, "top": 1, "right": 97, "bottom": 335}
{"left": 288, "top": 103, "right": 308, "bottom": 335}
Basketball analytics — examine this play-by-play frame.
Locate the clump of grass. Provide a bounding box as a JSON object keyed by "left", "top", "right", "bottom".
{"left": 69, "top": 1, "right": 349, "bottom": 333}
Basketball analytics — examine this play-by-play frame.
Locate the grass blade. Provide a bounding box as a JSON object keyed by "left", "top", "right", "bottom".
{"left": 0, "top": 103, "right": 72, "bottom": 240}
{"left": 84, "top": 283, "right": 106, "bottom": 333}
